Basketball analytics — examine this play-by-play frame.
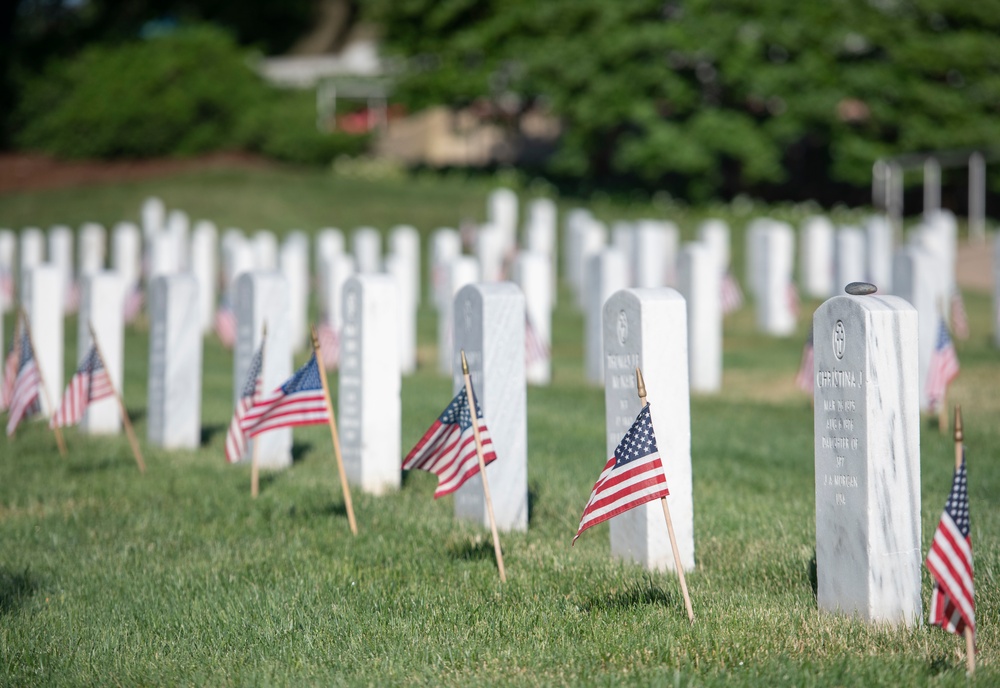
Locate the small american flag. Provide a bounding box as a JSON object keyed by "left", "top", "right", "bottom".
{"left": 1, "top": 322, "right": 20, "bottom": 412}
{"left": 5, "top": 326, "right": 41, "bottom": 437}
{"left": 50, "top": 344, "right": 114, "bottom": 428}
{"left": 573, "top": 403, "right": 670, "bottom": 544}
{"left": 225, "top": 339, "right": 264, "bottom": 463}
{"left": 403, "top": 383, "right": 497, "bottom": 498}
{"left": 720, "top": 271, "right": 743, "bottom": 315}
{"left": 240, "top": 353, "right": 328, "bottom": 438}
{"left": 926, "top": 318, "right": 960, "bottom": 411}
{"left": 0, "top": 266, "right": 13, "bottom": 304}
{"left": 316, "top": 319, "right": 340, "bottom": 371}
{"left": 796, "top": 331, "right": 814, "bottom": 393}
{"left": 926, "top": 452, "right": 975, "bottom": 640}
{"left": 950, "top": 289, "right": 969, "bottom": 341}
{"left": 786, "top": 282, "right": 800, "bottom": 319}
{"left": 123, "top": 286, "right": 144, "bottom": 323}
{"left": 525, "top": 313, "right": 550, "bottom": 368}
{"left": 214, "top": 298, "right": 236, "bottom": 349}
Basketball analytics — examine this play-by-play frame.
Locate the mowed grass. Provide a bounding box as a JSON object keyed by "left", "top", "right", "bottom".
{"left": 0, "top": 166, "right": 997, "bottom": 686}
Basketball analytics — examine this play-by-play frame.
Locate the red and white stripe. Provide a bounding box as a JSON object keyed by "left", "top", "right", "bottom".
{"left": 720, "top": 272, "right": 743, "bottom": 315}
{"left": 927, "top": 513, "right": 975, "bottom": 634}
{"left": 525, "top": 314, "right": 550, "bottom": 367}
{"left": 573, "top": 451, "right": 670, "bottom": 544}
{"left": 215, "top": 307, "right": 236, "bottom": 349}
{"left": 239, "top": 388, "right": 328, "bottom": 438}
{"left": 950, "top": 290, "right": 969, "bottom": 341}
{"left": 5, "top": 359, "right": 40, "bottom": 436}
{"left": 224, "top": 378, "right": 260, "bottom": 464}
{"left": 0, "top": 344, "right": 18, "bottom": 412}
{"left": 796, "top": 341, "right": 814, "bottom": 393}
{"left": 316, "top": 320, "right": 340, "bottom": 371}
{"left": 403, "top": 417, "right": 496, "bottom": 498}
{"left": 50, "top": 364, "right": 114, "bottom": 428}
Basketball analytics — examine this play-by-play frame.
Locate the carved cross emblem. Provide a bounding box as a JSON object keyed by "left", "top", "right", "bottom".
{"left": 833, "top": 320, "right": 846, "bottom": 360}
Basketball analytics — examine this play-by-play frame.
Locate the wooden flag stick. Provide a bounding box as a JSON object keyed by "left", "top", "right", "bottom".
{"left": 461, "top": 350, "right": 506, "bottom": 583}
{"left": 88, "top": 322, "right": 145, "bottom": 474}
{"left": 311, "top": 325, "right": 358, "bottom": 535}
{"left": 250, "top": 322, "right": 267, "bottom": 498}
{"left": 636, "top": 367, "right": 693, "bottom": 623}
{"left": 953, "top": 405, "right": 975, "bottom": 677}
{"left": 19, "top": 307, "right": 66, "bottom": 457}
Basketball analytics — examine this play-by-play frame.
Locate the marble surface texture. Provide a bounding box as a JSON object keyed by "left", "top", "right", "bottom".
{"left": 78, "top": 272, "right": 124, "bottom": 433}
{"left": 678, "top": 243, "right": 722, "bottom": 393}
{"left": 813, "top": 295, "right": 921, "bottom": 625}
{"left": 585, "top": 249, "right": 629, "bottom": 384}
{"left": 22, "top": 265, "right": 63, "bottom": 416}
{"left": 800, "top": 216, "right": 835, "bottom": 299}
{"left": 891, "top": 246, "right": 940, "bottom": 412}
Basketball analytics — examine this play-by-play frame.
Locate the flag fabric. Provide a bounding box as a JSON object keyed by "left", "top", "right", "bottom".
{"left": 950, "top": 289, "right": 969, "bottom": 341}
{"left": 5, "top": 327, "right": 41, "bottom": 436}
{"left": 525, "top": 313, "right": 550, "bottom": 368}
{"left": 240, "top": 353, "right": 328, "bottom": 438}
{"left": 123, "top": 285, "right": 144, "bottom": 323}
{"left": 796, "top": 331, "right": 815, "bottom": 393}
{"left": 721, "top": 271, "right": 743, "bottom": 315}
{"left": 926, "top": 318, "right": 960, "bottom": 410}
{"left": 573, "top": 403, "right": 671, "bottom": 544}
{"left": 403, "top": 384, "right": 497, "bottom": 498}
{"left": 0, "top": 266, "right": 13, "bottom": 303}
{"left": 786, "top": 282, "right": 800, "bottom": 319}
{"left": 50, "top": 344, "right": 114, "bottom": 428}
{"left": 316, "top": 318, "right": 340, "bottom": 371}
{"left": 224, "top": 340, "right": 264, "bottom": 463}
{"left": 1, "top": 324, "right": 20, "bottom": 412}
{"left": 214, "top": 298, "right": 237, "bottom": 349}
{"left": 926, "top": 452, "right": 975, "bottom": 639}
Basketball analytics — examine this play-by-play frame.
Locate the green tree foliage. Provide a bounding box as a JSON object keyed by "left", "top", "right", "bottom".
{"left": 369, "top": 0, "right": 1000, "bottom": 201}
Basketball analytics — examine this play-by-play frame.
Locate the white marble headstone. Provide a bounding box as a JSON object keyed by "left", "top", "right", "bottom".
{"left": 111, "top": 222, "right": 141, "bottom": 294}
{"left": 315, "top": 228, "right": 345, "bottom": 275}
{"left": 800, "top": 216, "right": 834, "bottom": 299}
{"left": 487, "top": 188, "right": 519, "bottom": 254}
{"left": 280, "top": 232, "right": 310, "bottom": 353}
{"left": 78, "top": 272, "right": 124, "bottom": 433}
{"left": 452, "top": 282, "right": 528, "bottom": 532}
{"left": 612, "top": 221, "right": 635, "bottom": 285}
{"left": 476, "top": 225, "right": 507, "bottom": 283}
{"left": 222, "top": 233, "right": 255, "bottom": 300}
{"left": 390, "top": 225, "right": 421, "bottom": 306}
{"left": 78, "top": 223, "right": 106, "bottom": 278}
{"left": 438, "top": 257, "right": 479, "bottom": 375}
{"left": 21, "top": 265, "right": 63, "bottom": 416}
{"left": 892, "top": 246, "right": 941, "bottom": 411}
{"left": 48, "top": 225, "right": 74, "bottom": 312}
{"left": 353, "top": 227, "right": 382, "bottom": 274}
{"left": 575, "top": 219, "right": 608, "bottom": 309}
{"left": 514, "top": 251, "right": 552, "bottom": 385}
{"left": 603, "top": 288, "right": 693, "bottom": 572}
{"left": 147, "top": 274, "right": 202, "bottom": 449}
{"left": 318, "top": 252, "right": 355, "bottom": 328}
{"left": 756, "top": 224, "right": 796, "bottom": 336}
{"left": 385, "top": 253, "right": 417, "bottom": 374}
{"left": 19, "top": 227, "right": 45, "bottom": 273}
{"left": 636, "top": 220, "right": 678, "bottom": 287}
{"left": 865, "top": 215, "right": 893, "bottom": 291}
{"left": 835, "top": 226, "right": 867, "bottom": 292}
{"left": 585, "top": 249, "right": 629, "bottom": 384}
{"left": 813, "top": 294, "right": 920, "bottom": 625}
{"left": 234, "top": 271, "right": 293, "bottom": 469}
{"left": 252, "top": 231, "right": 278, "bottom": 271}
{"left": 149, "top": 231, "right": 180, "bottom": 278}
{"left": 339, "top": 275, "right": 401, "bottom": 494}
{"left": 563, "top": 208, "right": 593, "bottom": 292}
{"left": 166, "top": 210, "right": 190, "bottom": 270}
{"left": 525, "top": 200, "right": 557, "bottom": 304}
{"left": 0, "top": 230, "right": 14, "bottom": 312}
{"left": 190, "top": 220, "right": 218, "bottom": 333}
{"left": 678, "top": 243, "right": 721, "bottom": 393}
{"left": 697, "top": 219, "right": 730, "bottom": 275}
{"left": 429, "top": 228, "right": 461, "bottom": 310}
{"left": 141, "top": 197, "right": 165, "bottom": 240}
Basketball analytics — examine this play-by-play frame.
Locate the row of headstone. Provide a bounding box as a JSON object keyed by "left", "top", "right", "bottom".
{"left": 799, "top": 215, "right": 894, "bottom": 299}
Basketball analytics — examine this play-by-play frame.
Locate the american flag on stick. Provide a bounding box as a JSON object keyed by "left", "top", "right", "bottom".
{"left": 524, "top": 313, "right": 550, "bottom": 368}
{"left": 5, "top": 324, "right": 41, "bottom": 436}
{"left": 926, "top": 451, "right": 975, "bottom": 643}
{"left": 240, "top": 353, "right": 328, "bottom": 438}
{"left": 1, "top": 320, "right": 21, "bottom": 412}
{"left": 214, "top": 297, "right": 237, "bottom": 349}
{"left": 316, "top": 318, "right": 339, "bottom": 371}
{"left": 720, "top": 271, "right": 743, "bottom": 315}
{"left": 225, "top": 336, "right": 264, "bottom": 463}
{"left": 573, "top": 403, "right": 670, "bottom": 544}
{"left": 50, "top": 344, "right": 114, "bottom": 428}
{"left": 123, "top": 285, "right": 144, "bottom": 323}
{"left": 403, "top": 384, "right": 497, "bottom": 498}
{"left": 926, "top": 318, "right": 959, "bottom": 411}
{"left": 786, "top": 281, "right": 800, "bottom": 319}
{"left": 796, "top": 331, "right": 814, "bottom": 393}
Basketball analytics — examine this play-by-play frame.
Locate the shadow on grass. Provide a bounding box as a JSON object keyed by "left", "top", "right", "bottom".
{"left": 0, "top": 567, "right": 38, "bottom": 616}
{"left": 200, "top": 423, "right": 225, "bottom": 446}
{"left": 446, "top": 535, "right": 495, "bottom": 563}
{"left": 66, "top": 456, "right": 124, "bottom": 474}
{"left": 127, "top": 408, "right": 146, "bottom": 425}
{"left": 527, "top": 482, "right": 540, "bottom": 526}
{"left": 579, "top": 580, "right": 677, "bottom": 612}
{"left": 291, "top": 441, "right": 313, "bottom": 464}
{"left": 808, "top": 552, "right": 818, "bottom": 598}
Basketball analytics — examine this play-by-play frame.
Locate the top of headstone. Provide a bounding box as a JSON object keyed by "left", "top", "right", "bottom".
{"left": 845, "top": 282, "right": 877, "bottom": 296}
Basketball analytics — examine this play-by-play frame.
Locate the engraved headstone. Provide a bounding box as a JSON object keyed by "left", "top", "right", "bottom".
{"left": 78, "top": 222, "right": 106, "bottom": 277}
{"left": 385, "top": 253, "right": 417, "bottom": 374}
{"left": 280, "top": 232, "right": 310, "bottom": 352}
{"left": 603, "top": 288, "right": 694, "bottom": 571}
{"left": 835, "top": 226, "right": 867, "bottom": 292}
{"left": 429, "top": 228, "right": 461, "bottom": 309}
{"left": 514, "top": 251, "right": 552, "bottom": 385}
{"left": 813, "top": 293, "right": 921, "bottom": 625}
{"left": 339, "top": 275, "right": 401, "bottom": 494}
{"left": 191, "top": 220, "right": 218, "bottom": 333}
{"left": 453, "top": 282, "right": 528, "bottom": 532}
{"left": 756, "top": 223, "right": 796, "bottom": 336}
{"left": 21, "top": 265, "right": 63, "bottom": 416}
{"left": 438, "top": 257, "right": 479, "bottom": 374}
{"left": 585, "top": 249, "right": 629, "bottom": 384}
{"left": 800, "top": 216, "right": 835, "bottom": 299}
{"left": 678, "top": 243, "right": 722, "bottom": 393}
{"left": 147, "top": 274, "right": 202, "bottom": 449}
{"left": 78, "top": 272, "right": 124, "bottom": 433}
{"left": 48, "top": 225, "right": 74, "bottom": 312}
{"left": 353, "top": 227, "right": 382, "bottom": 274}
{"left": 892, "top": 246, "right": 941, "bottom": 411}
{"left": 234, "top": 272, "right": 292, "bottom": 468}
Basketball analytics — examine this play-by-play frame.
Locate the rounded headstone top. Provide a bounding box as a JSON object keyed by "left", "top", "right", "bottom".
{"left": 845, "top": 282, "right": 877, "bottom": 296}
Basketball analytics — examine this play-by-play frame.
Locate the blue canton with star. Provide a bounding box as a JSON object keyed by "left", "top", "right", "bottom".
{"left": 946, "top": 459, "right": 970, "bottom": 538}
{"left": 614, "top": 404, "right": 658, "bottom": 467}
{"left": 282, "top": 354, "right": 322, "bottom": 393}
{"left": 78, "top": 346, "right": 104, "bottom": 375}
{"left": 438, "top": 387, "right": 484, "bottom": 431}
{"left": 241, "top": 348, "right": 263, "bottom": 398}
{"left": 18, "top": 330, "right": 33, "bottom": 369}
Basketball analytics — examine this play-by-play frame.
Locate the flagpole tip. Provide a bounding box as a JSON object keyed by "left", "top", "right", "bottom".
{"left": 460, "top": 350, "right": 469, "bottom": 376}
{"left": 635, "top": 367, "right": 646, "bottom": 400}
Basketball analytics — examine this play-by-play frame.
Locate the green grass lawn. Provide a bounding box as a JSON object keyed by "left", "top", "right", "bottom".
{"left": 0, "top": 166, "right": 997, "bottom": 686}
